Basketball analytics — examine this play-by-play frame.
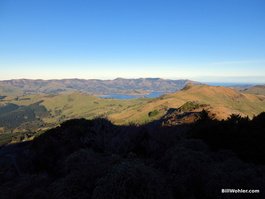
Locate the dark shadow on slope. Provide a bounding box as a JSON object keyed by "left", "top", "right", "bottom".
{"left": 0, "top": 112, "right": 265, "bottom": 199}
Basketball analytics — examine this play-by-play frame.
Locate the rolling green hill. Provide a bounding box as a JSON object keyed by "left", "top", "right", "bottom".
{"left": 109, "top": 83, "right": 265, "bottom": 123}
{"left": 0, "top": 83, "right": 265, "bottom": 135}
{"left": 240, "top": 84, "right": 265, "bottom": 95}
{"left": 0, "top": 93, "right": 153, "bottom": 132}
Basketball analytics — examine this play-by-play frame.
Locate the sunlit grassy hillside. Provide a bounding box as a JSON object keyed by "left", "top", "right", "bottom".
{"left": 110, "top": 84, "right": 265, "bottom": 123}
{"left": 1, "top": 83, "right": 265, "bottom": 131}
{"left": 241, "top": 85, "right": 265, "bottom": 95}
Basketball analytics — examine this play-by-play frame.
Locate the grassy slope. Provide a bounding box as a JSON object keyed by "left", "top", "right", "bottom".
{"left": 241, "top": 85, "right": 265, "bottom": 95}
{"left": 0, "top": 93, "right": 152, "bottom": 126}
{"left": 1, "top": 84, "right": 265, "bottom": 128}
{"left": 163, "top": 84, "right": 265, "bottom": 118}
{"left": 41, "top": 93, "right": 150, "bottom": 122}
{"left": 0, "top": 85, "right": 24, "bottom": 96}
{"left": 110, "top": 84, "right": 265, "bottom": 122}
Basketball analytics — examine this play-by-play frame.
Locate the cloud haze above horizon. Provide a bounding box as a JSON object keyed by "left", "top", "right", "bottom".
{"left": 0, "top": 0, "right": 264, "bottom": 83}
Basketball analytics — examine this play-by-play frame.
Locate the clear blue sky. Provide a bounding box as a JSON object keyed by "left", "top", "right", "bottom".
{"left": 0, "top": 0, "right": 265, "bottom": 82}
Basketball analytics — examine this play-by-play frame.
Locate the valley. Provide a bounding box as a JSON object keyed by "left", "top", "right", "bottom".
{"left": 2, "top": 1, "right": 264, "bottom": 197}
{"left": 0, "top": 80, "right": 265, "bottom": 146}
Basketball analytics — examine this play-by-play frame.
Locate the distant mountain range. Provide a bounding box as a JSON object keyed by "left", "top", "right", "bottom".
{"left": 0, "top": 78, "right": 201, "bottom": 96}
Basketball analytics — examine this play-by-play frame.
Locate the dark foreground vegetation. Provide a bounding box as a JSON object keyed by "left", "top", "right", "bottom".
{"left": 1, "top": 111, "right": 265, "bottom": 199}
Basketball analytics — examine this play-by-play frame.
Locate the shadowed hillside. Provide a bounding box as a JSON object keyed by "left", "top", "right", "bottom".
{"left": 0, "top": 113, "right": 265, "bottom": 199}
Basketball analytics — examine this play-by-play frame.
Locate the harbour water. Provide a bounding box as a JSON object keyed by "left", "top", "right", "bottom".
{"left": 99, "top": 92, "right": 166, "bottom": 100}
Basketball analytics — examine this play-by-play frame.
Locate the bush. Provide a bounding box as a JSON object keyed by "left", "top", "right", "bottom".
{"left": 92, "top": 160, "right": 173, "bottom": 199}
{"left": 52, "top": 149, "right": 122, "bottom": 199}
{"left": 190, "top": 111, "right": 265, "bottom": 164}
{"left": 10, "top": 174, "right": 50, "bottom": 199}
{"left": 180, "top": 101, "right": 201, "bottom": 112}
{"left": 51, "top": 172, "right": 92, "bottom": 199}
{"left": 163, "top": 146, "right": 213, "bottom": 198}
{"left": 148, "top": 109, "right": 159, "bottom": 117}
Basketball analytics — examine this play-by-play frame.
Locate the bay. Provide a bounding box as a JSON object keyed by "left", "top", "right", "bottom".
{"left": 99, "top": 92, "right": 166, "bottom": 100}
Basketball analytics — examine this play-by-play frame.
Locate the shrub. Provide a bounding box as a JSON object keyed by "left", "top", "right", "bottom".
{"left": 10, "top": 174, "right": 50, "bottom": 199}
{"left": 92, "top": 160, "right": 173, "bottom": 199}
{"left": 148, "top": 109, "right": 159, "bottom": 117}
{"left": 52, "top": 149, "right": 122, "bottom": 199}
{"left": 180, "top": 101, "right": 201, "bottom": 112}
{"left": 163, "top": 146, "right": 213, "bottom": 198}
{"left": 51, "top": 172, "right": 92, "bottom": 199}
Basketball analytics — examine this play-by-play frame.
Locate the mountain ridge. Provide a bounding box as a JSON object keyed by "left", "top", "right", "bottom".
{"left": 0, "top": 78, "right": 202, "bottom": 96}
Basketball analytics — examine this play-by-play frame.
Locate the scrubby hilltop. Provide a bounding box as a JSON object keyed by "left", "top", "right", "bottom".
{"left": 1, "top": 113, "right": 265, "bottom": 199}
{"left": 110, "top": 83, "right": 265, "bottom": 123}
{"left": 169, "top": 83, "right": 265, "bottom": 118}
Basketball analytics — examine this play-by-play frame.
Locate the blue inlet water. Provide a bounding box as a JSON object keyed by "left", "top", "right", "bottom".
{"left": 99, "top": 92, "right": 165, "bottom": 100}
{"left": 99, "top": 82, "right": 261, "bottom": 100}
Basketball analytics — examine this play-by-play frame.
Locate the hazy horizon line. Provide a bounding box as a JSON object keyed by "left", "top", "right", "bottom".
{"left": 0, "top": 76, "right": 264, "bottom": 84}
